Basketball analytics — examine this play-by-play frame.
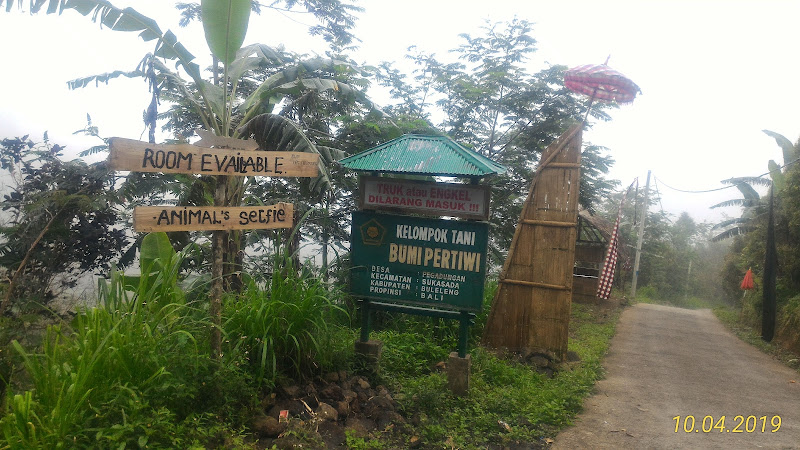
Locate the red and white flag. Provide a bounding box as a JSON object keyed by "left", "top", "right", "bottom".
{"left": 597, "top": 182, "right": 634, "bottom": 299}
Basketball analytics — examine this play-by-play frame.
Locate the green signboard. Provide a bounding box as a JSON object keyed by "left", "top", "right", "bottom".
{"left": 351, "top": 211, "right": 489, "bottom": 311}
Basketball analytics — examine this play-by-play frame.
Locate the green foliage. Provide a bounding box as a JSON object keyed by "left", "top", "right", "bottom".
{"left": 372, "top": 19, "right": 617, "bottom": 262}
{"left": 201, "top": 0, "right": 251, "bottom": 65}
{"left": 223, "top": 256, "right": 348, "bottom": 388}
{"left": 375, "top": 330, "right": 452, "bottom": 379}
{"left": 369, "top": 303, "right": 619, "bottom": 449}
{"left": 345, "top": 429, "right": 386, "bottom": 449}
{"left": 714, "top": 305, "right": 800, "bottom": 371}
{"left": 715, "top": 132, "right": 800, "bottom": 351}
{"left": 0, "top": 235, "right": 258, "bottom": 447}
{"left": 777, "top": 294, "right": 800, "bottom": 354}
{"left": 0, "top": 135, "right": 127, "bottom": 310}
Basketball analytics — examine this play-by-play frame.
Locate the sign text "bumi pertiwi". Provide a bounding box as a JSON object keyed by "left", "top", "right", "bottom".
{"left": 109, "top": 137, "right": 319, "bottom": 177}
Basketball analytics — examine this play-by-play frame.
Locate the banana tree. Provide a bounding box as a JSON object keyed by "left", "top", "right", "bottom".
{"left": 3, "top": 0, "right": 377, "bottom": 356}
{"left": 710, "top": 130, "right": 799, "bottom": 241}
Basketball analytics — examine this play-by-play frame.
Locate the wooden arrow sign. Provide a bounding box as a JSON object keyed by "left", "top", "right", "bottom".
{"left": 133, "top": 204, "right": 294, "bottom": 232}
{"left": 108, "top": 137, "right": 319, "bottom": 177}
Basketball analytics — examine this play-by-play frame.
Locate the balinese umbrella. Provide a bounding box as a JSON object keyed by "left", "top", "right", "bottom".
{"left": 565, "top": 63, "right": 641, "bottom": 103}
{"left": 533, "top": 62, "right": 641, "bottom": 175}
{"left": 740, "top": 268, "right": 754, "bottom": 290}
{"left": 565, "top": 61, "right": 641, "bottom": 122}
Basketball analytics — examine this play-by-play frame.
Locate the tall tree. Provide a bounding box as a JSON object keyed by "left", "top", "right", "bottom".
{"left": 373, "top": 19, "right": 617, "bottom": 262}
{"left": 0, "top": 135, "right": 127, "bottom": 315}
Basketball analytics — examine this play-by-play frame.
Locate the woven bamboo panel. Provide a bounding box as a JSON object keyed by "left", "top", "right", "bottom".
{"left": 482, "top": 124, "right": 582, "bottom": 360}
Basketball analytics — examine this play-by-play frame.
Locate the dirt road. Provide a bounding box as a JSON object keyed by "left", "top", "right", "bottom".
{"left": 553, "top": 303, "right": 799, "bottom": 449}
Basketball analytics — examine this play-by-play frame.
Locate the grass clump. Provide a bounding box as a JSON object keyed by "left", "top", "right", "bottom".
{"left": 223, "top": 256, "right": 350, "bottom": 390}
{"left": 0, "top": 235, "right": 352, "bottom": 448}
{"left": 714, "top": 305, "right": 800, "bottom": 372}
{"left": 0, "top": 238, "right": 233, "bottom": 448}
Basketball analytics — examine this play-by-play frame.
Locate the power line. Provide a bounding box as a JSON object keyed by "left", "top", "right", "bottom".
{"left": 654, "top": 155, "right": 800, "bottom": 194}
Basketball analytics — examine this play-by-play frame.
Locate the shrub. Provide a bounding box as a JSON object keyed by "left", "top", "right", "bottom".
{"left": 223, "top": 256, "right": 348, "bottom": 389}
{"left": 0, "top": 233, "right": 227, "bottom": 447}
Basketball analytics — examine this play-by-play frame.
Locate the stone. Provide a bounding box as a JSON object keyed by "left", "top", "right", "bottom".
{"left": 344, "top": 417, "right": 375, "bottom": 438}
{"left": 342, "top": 389, "right": 358, "bottom": 404}
{"left": 320, "top": 383, "right": 344, "bottom": 401}
{"left": 447, "top": 352, "right": 472, "bottom": 396}
{"left": 336, "top": 400, "right": 350, "bottom": 417}
{"left": 376, "top": 411, "right": 405, "bottom": 431}
{"left": 281, "top": 384, "right": 301, "bottom": 398}
{"left": 316, "top": 402, "right": 338, "bottom": 421}
{"left": 324, "top": 371, "right": 340, "bottom": 382}
{"left": 251, "top": 415, "right": 286, "bottom": 438}
{"left": 529, "top": 355, "right": 551, "bottom": 368}
{"left": 317, "top": 420, "right": 346, "bottom": 448}
{"left": 364, "top": 395, "right": 394, "bottom": 418}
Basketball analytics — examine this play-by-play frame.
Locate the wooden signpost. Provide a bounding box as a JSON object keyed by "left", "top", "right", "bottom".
{"left": 109, "top": 133, "right": 319, "bottom": 361}
{"left": 109, "top": 137, "right": 319, "bottom": 178}
{"left": 133, "top": 204, "right": 293, "bottom": 232}
{"left": 108, "top": 136, "right": 319, "bottom": 232}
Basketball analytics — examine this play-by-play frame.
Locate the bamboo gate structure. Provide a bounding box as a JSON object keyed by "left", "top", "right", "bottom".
{"left": 482, "top": 124, "right": 583, "bottom": 360}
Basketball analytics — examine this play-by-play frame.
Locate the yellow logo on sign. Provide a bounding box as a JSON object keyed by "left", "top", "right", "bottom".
{"left": 359, "top": 218, "right": 386, "bottom": 246}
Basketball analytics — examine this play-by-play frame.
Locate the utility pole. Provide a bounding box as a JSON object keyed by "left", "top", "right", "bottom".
{"left": 630, "top": 170, "right": 650, "bottom": 298}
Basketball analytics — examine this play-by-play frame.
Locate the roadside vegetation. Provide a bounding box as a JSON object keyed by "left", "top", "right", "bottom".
{"left": 14, "top": 0, "right": 800, "bottom": 447}
{"left": 610, "top": 129, "right": 800, "bottom": 366}
{"left": 0, "top": 231, "right": 622, "bottom": 448}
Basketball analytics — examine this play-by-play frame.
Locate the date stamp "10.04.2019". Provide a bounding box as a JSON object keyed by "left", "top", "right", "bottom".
{"left": 673, "top": 415, "right": 782, "bottom": 433}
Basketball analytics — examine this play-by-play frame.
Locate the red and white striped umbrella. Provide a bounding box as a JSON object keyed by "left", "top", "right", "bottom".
{"left": 565, "top": 64, "right": 641, "bottom": 104}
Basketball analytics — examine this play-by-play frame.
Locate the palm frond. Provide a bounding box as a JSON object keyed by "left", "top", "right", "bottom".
{"left": 710, "top": 198, "right": 759, "bottom": 209}
{"left": 237, "top": 113, "right": 336, "bottom": 195}
{"left": 7, "top": 0, "right": 204, "bottom": 82}
{"left": 711, "top": 217, "right": 749, "bottom": 230}
{"left": 67, "top": 69, "right": 145, "bottom": 89}
{"left": 711, "top": 225, "right": 756, "bottom": 242}
{"left": 763, "top": 129, "right": 797, "bottom": 166}
{"left": 720, "top": 176, "right": 771, "bottom": 188}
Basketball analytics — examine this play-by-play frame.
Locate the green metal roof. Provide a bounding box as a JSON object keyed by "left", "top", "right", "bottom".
{"left": 338, "top": 134, "right": 507, "bottom": 178}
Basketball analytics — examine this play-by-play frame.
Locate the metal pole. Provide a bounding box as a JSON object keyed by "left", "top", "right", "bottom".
{"left": 630, "top": 170, "right": 651, "bottom": 298}
{"left": 684, "top": 260, "right": 692, "bottom": 301}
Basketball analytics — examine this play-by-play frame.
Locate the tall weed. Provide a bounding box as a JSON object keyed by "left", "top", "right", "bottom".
{"left": 0, "top": 234, "right": 217, "bottom": 447}
{"left": 224, "top": 255, "right": 348, "bottom": 389}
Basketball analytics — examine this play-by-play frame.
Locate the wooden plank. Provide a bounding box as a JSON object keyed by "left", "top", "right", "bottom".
{"left": 133, "top": 204, "right": 294, "bottom": 232}
{"left": 194, "top": 129, "right": 259, "bottom": 151}
{"left": 500, "top": 279, "right": 569, "bottom": 290}
{"left": 542, "top": 163, "right": 581, "bottom": 169}
{"left": 482, "top": 124, "right": 582, "bottom": 359}
{"left": 521, "top": 219, "right": 576, "bottom": 228}
{"left": 108, "top": 137, "right": 319, "bottom": 177}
